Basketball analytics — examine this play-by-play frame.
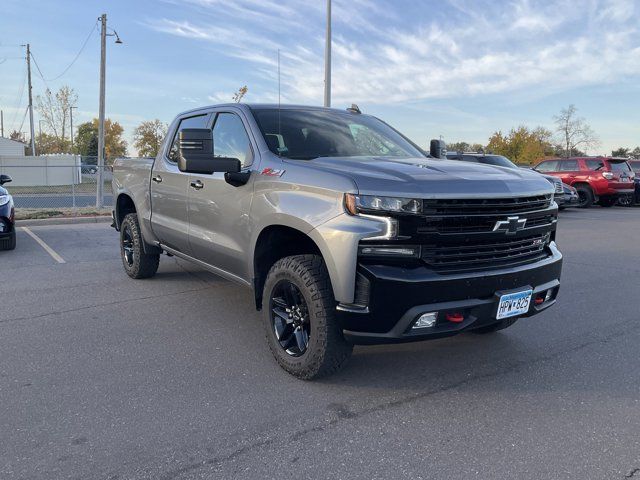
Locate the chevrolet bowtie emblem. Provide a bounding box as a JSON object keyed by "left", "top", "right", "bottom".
{"left": 493, "top": 216, "right": 527, "bottom": 235}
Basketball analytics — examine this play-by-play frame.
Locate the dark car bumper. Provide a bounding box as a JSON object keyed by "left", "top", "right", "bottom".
{"left": 0, "top": 204, "right": 14, "bottom": 238}
{"left": 337, "top": 243, "right": 562, "bottom": 345}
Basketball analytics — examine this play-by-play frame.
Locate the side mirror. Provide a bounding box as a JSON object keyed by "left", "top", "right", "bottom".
{"left": 0, "top": 174, "right": 12, "bottom": 185}
{"left": 429, "top": 139, "right": 446, "bottom": 159}
{"left": 178, "top": 128, "right": 241, "bottom": 174}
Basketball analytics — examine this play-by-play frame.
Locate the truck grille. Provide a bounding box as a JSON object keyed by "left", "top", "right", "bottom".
{"left": 421, "top": 233, "right": 551, "bottom": 273}
{"left": 375, "top": 194, "right": 560, "bottom": 274}
{"left": 422, "top": 194, "right": 552, "bottom": 215}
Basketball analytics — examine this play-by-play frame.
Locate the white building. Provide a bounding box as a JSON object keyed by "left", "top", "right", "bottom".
{"left": 0, "top": 137, "right": 26, "bottom": 157}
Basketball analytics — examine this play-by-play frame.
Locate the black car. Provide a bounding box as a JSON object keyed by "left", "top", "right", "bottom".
{"left": 446, "top": 152, "right": 568, "bottom": 207}
{"left": 629, "top": 160, "right": 640, "bottom": 204}
{"left": 0, "top": 174, "right": 16, "bottom": 251}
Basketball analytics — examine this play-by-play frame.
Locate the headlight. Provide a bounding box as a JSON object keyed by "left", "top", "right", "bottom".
{"left": 0, "top": 195, "right": 9, "bottom": 207}
{"left": 602, "top": 172, "right": 614, "bottom": 180}
{"left": 344, "top": 194, "right": 422, "bottom": 215}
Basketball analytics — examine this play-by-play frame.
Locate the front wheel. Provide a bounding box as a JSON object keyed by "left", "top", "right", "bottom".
{"left": 120, "top": 213, "right": 160, "bottom": 279}
{"left": 576, "top": 186, "right": 594, "bottom": 208}
{"left": 0, "top": 230, "right": 16, "bottom": 251}
{"left": 262, "top": 254, "right": 353, "bottom": 380}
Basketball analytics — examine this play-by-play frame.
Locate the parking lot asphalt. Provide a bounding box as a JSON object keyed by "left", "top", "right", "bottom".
{"left": 1, "top": 207, "right": 640, "bottom": 480}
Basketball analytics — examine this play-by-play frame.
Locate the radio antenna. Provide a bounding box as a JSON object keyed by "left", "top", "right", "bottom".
{"left": 277, "top": 48, "right": 281, "bottom": 156}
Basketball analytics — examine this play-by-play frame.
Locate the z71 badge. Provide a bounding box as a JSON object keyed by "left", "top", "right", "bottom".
{"left": 261, "top": 168, "right": 285, "bottom": 177}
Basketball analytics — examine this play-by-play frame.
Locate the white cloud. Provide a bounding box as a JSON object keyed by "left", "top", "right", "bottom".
{"left": 146, "top": 0, "right": 640, "bottom": 106}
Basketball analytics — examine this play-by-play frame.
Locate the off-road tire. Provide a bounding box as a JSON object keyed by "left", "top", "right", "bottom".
{"left": 262, "top": 254, "right": 353, "bottom": 380}
{"left": 576, "top": 186, "right": 594, "bottom": 208}
{"left": 473, "top": 317, "right": 519, "bottom": 334}
{"left": 120, "top": 213, "right": 159, "bottom": 279}
{"left": 0, "top": 230, "right": 16, "bottom": 251}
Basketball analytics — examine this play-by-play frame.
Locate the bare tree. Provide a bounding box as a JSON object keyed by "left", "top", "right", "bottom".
{"left": 133, "top": 119, "right": 168, "bottom": 157}
{"left": 553, "top": 105, "right": 599, "bottom": 157}
{"left": 232, "top": 86, "right": 248, "bottom": 103}
{"left": 35, "top": 85, "right": 78, "bottom": 146}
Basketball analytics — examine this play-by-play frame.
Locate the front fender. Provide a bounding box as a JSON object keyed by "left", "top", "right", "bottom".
{"left": 308, "top": 213, "right": 389, "bottom": 304}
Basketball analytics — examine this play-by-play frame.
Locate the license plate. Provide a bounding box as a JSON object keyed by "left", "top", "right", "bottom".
{"left": 497, "top": 290, "right": 532, "bottom": 319}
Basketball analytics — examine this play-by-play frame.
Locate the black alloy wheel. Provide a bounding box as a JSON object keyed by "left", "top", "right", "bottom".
{"left": 270, "top": 280, "right": 311, "bottom": 357}
{"left": 122, "top": 223, "right": 135, "bottom": 267}
{"left": 576, "top": 186, "right": 593, "bottom": 208}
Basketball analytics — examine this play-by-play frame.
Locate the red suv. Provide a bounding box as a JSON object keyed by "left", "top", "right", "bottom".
{"left": 534, "top": 157, "right": 635, "bottom": 208}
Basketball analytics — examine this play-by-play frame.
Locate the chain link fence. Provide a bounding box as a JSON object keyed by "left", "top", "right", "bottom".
{"left": 0, "top": 160, "right": 114, "bottom": 220}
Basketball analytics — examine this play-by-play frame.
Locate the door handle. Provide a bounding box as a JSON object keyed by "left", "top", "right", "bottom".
{"left": 190, "top": 180, "right": 204, "bottom": 190}
{"left": 152, "top": 175, "right": 163, "bottom": 183}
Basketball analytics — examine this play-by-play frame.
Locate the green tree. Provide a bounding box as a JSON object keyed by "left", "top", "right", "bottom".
{"left": 36, "top": 132, "right": 69, "bottom": 155}
{"left": 133, "top": 119, "right": 168, "bottom": 157}
{"left": 74, "top": 118, "right": 127, "bottom": 159}
{"left": 487, "top": 126, "right": 553, "bottom": 165}
{"left": 612, "top": 147, "right": 630, "bottom": 157}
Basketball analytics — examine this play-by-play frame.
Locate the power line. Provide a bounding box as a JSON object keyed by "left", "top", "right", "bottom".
{"left": 29, "top": 52, "right": 51, "bottom": 92}
{"left": 17, "top": 105, "right": 29, "bottom": 134}
{"left": 8, "top": 66, "right": 27, "bottom": 132}
{"left": 30, "top": 21, "right": 98, "bottom": 82}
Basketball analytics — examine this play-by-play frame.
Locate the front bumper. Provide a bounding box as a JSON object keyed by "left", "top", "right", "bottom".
{"left": 338, "top": 243, "right": 562, "bottom": 344}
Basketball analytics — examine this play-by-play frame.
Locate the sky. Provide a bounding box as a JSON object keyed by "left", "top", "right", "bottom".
{"left": 0, "top": 0, "right": 638, "bottom": 155}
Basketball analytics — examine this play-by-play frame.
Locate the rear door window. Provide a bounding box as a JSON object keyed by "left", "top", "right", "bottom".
{"left": 535, "top": 161, "right": 558, "bottom": 172}
{"left": 585, "top": 159, "right": 605, "bottom": 171}
{"left": 558, "top": 160, "right": 579, "bottom": 171}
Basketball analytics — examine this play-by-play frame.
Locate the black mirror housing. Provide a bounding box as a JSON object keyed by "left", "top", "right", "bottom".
{"left": 0, "top": 174, "right": 12, "bottom": 185}
{"left": 178, "top": 128, "right": 241, "bottom": 174}
{"left": 429, "top": 139, "right": 447, "bottom": 159}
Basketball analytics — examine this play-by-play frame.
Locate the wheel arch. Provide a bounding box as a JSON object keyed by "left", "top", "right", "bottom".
{"left": 252, "top": 224, "right": 326, "bottom": 310}
{"left": 115, "top": 193, "right": 161, "bottom": 255}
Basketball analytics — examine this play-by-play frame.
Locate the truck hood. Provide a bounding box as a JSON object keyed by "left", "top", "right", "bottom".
{"left": 297, "top": 156, "right": 554, "bottom": 198}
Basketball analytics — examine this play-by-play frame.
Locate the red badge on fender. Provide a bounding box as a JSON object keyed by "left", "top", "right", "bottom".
{"left": 261, "top": 168, "right": 285, "bottom": 177}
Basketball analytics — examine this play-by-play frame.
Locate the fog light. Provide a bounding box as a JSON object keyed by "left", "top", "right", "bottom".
{"left": 413, "top": 312, "right": 438, "bottom": 329}
{"left": 545, "top": 289, "right": 553, "bottom": 302}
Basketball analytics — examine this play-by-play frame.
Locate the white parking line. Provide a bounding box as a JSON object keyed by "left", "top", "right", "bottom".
{"left": 21, "top": 227, "right": 66, "bottom": 264}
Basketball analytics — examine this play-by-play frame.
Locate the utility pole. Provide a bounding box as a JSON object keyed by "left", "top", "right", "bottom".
{"left": 323, "top": 0, "right": 331, "bottom": 108}
{"left": 96, "top": 13, "right": 107, "bottom": 208}
{"left": 70, "top": 106, "right": 77, "bottom": 153}
{"left": 1, "top": 110, "right": 4, "bottom": 137}
{"left": 26, "top": 44, "right": 36, "bottom": 155}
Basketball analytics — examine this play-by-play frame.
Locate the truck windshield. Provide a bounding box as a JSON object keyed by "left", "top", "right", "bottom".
{"left": 252, "top": 108, "right": 425, "bottom": 160}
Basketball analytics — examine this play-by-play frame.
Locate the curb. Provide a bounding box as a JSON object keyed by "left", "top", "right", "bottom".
{"left": 17, "top": 215, "right": 112, "bottom": 227}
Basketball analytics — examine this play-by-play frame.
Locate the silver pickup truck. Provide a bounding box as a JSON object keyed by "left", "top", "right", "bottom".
{"left": 112, "top": 104, "right": 563, "bottom": 379}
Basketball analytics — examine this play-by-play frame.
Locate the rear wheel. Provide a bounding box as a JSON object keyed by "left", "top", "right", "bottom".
{"left": 120, "top": 213, "right": 160, "bottom": 279}
{"left": 473, "top": 317, "right": 519, "bottom": 334}
{"left": 576, "top": 186, "right": 594, "bottom": 208}
{"left": 262, "top": 254, "right": 353, "bottom": 380}
{"left": 0, "top": 230, "right": 16, "bottom": 251}
{"left": 598, "top": 196, "right": 617, "bottom": 208}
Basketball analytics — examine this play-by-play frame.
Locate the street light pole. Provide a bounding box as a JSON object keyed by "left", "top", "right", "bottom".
{"left": 96, "top": 14, "right": 107, "bottom": 208}
{"left": 324, "top": 0, "right": 331, "bottom": 108}
{"left": 26, "top": 44, "right": 37, "bottom": 156}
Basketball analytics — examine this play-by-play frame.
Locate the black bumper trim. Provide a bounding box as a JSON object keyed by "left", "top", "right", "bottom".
{"left": 338, "top": 244, "right": 562, "bottom": 345}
